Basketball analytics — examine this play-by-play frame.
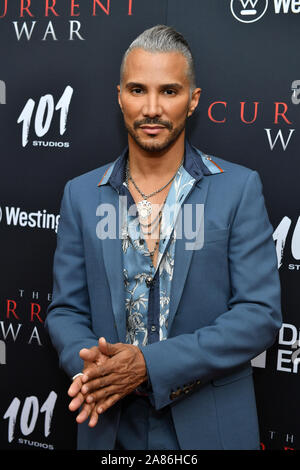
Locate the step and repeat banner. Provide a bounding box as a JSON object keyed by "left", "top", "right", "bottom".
{"left": 0, "top": 0, "right": 299, "bottom": 450}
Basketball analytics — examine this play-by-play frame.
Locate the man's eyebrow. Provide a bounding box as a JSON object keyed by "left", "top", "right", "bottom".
{"left": 160, "top": 83, "right": 184, "bottom": 90}
{"left": 124, "top": 82, "right": 184, "bottom": 90}
{"left": 124, "top": 82, "right": 145, "bottom": 89}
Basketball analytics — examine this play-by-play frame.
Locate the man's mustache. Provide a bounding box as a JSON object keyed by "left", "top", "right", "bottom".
{"left": 133, "top": 118, "right": 173, "bottom": 130}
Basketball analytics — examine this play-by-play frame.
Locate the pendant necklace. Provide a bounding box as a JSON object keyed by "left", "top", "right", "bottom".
{"left": 125, "top": 156, "right": 183, "bottom": 220}
{"left": 125, "top": 156, "right": 183, "bottom": 262}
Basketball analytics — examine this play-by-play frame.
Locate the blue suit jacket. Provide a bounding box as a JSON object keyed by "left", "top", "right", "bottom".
{"left": 45, "top": 141, "right": 282, "bottom": 450}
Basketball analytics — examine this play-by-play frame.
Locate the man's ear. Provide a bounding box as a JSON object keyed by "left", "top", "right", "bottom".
{"left": 117, "top": 84, "right": 123, "bottom": 112}
{"left": 188, "top": 87, "right": 202, "bottom": 117}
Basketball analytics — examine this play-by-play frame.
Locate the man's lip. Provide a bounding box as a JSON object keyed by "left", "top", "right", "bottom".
{"left": 140, "top": 125, "right": 165, "bottom": 129}
{"left": 139, "top": 125, "right": 166, "bottom": 135}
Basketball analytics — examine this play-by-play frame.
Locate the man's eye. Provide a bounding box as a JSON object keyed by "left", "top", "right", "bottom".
{"left": 164, "top": 89, "right": 176, "bottom": 95}
{"left": 132, "top": 88, "right": 143, "bottom": 94}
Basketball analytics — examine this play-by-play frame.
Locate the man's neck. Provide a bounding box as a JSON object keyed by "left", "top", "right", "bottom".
{"left": 127, "top": 132, "right": 185, "bottom": 182}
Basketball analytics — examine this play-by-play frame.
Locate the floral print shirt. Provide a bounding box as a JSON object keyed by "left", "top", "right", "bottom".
{"left": 100, "top": 140, "right": 213, "bottom": 349}
{"left": 121, "top": 164, "right": 196, "bottom": 347}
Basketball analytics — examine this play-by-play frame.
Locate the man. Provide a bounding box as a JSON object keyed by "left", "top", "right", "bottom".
{"left": 45, "top": 25, "right": 282, "bottom": 450}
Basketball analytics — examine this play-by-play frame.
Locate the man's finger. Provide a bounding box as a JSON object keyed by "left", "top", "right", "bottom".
{"left": 68, "top": 376, "right": 82, "bottom": 397}
{"left": 88, "top": 406, "right": 100, "bottom": 428}
{"left": 99, "top": 337, "right": 119, "bottom": 356}
{"left": 96, "top": 393, "right": 121, "bottom": 415}
{"left": 82, "top": 357, "right": 115, "bottom": 383}
{"left": 76, "top": 402, "right": 93, "bottom": 424}
{"left": 79, "top": 346, "right": 99, "bottom": 362}
{"left": 98, "top": 337, "right": 109, "bottom": 355}
{"left": 69, "top": 392, "right": 85, "bottom": 412}
{"left": 85, "top": 384, "right": 121, "bottom": 404}
{"left": 81, "top": 372, "right": 119, "bottom": 395}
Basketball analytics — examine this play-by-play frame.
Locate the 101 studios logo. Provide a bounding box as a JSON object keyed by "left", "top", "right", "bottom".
{"left": 3, "top": 391, "right": 57, "bottom": 447}
{"left": 17, "top": 85, "right": 73, "bottom": 148}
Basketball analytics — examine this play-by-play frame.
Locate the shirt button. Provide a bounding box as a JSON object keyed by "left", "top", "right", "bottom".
{"left": 151, "top": 325, "right": 157, "bottom": 332}
{"left": 145, "top": 276, "right": 153, "bottom": 288}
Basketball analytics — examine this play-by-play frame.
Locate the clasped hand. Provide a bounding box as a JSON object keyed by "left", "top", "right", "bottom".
{"left": 67, "top": 337, "right": 148, "bottom": 427}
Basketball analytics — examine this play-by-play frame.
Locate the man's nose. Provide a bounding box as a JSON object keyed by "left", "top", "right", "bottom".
{"left": 142, "top": 92, "right": 163, "bottom": 117}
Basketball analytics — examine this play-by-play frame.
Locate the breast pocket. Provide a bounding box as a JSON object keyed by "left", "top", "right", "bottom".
{"left": 202, "top": 227, "right": 230, "bottom": 247}
{"left": 189, "top": 227, "right": 230, "bottom": 288}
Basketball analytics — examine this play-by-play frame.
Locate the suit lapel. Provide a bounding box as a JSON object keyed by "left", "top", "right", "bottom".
{"left": 167, "top": 177, "right": 210, "bottom": 335}
{"left": 97, "top": 185, "right": 127, "bottom": 343}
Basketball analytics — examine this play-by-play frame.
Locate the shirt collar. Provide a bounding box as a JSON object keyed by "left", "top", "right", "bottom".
{"left": 97, "top": 139, "right": 222, "bottom": 189}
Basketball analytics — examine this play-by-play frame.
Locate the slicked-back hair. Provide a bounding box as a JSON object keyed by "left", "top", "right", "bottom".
{"left": 120, "top": 25, "right": 196, "bottom": 95}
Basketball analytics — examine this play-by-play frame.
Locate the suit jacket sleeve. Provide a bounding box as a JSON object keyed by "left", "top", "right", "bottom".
{"left": 140, "top": 170, "right": 282, "bottom": 410}
{"left": 45, "top": 180, "right": 99, "bottom": 379}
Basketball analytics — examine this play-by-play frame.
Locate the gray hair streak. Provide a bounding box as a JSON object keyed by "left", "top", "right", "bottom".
{"left": 120, "top": 25, "right": 196, "bottom": 94}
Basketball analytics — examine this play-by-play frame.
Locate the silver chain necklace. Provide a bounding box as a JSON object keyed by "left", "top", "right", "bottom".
{"left": 125, "top": 157, "right": 183, "bottom": 220}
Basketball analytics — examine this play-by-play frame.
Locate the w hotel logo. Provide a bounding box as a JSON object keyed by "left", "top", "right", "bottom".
{"left": 231, "top": 0, "right": 269, "bottom": 23}
{"left": 0, "top": 80, "right": 6, "bottom": 104}
{"left": 240, "top": 0, "right": 260, "bottom": 14}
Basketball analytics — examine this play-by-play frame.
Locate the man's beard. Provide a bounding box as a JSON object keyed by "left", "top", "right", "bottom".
{"left": 124, "top": 116, "right": 187, "bottom": 153}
